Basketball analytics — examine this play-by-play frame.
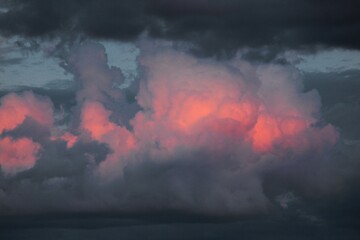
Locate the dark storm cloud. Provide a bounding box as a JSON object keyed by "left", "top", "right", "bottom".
{"left": 0, "top": 0, "right": 147, "bottom": 38}
{"left": 1, "top": 0, "right": 360, "bottom": 56}
{"left": 299, "top": 69, "right": 360, "bottom": 230}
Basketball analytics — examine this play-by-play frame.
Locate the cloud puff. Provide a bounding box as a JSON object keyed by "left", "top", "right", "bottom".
{"left": 0, "top": 91, "right": 53, "bottom": 175}
{"left": 133, "top": 47, "right": 337, "bottom": 158}
{"left": 0, "top": 91, "right": 54, "bottom": 134}
{"left": 0, "top": 137, "right": 40, "bottom": 175}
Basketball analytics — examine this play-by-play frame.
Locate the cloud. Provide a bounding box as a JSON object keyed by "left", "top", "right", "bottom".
{"left": 0, "top": 42, "right": 360, "bottom": 239}
{"left": 69, "top": 42, "right": 125, "bottom": 104}
{"left": 0, "top": 91, "right": 54, "bottom": 134}
{"left": 0, "top": 136, "right": 40, "bottom": 175}
{"left": 0, "top": 91, "right": 54, "bottom": 175}
{"left": 0, "top": 41, "right": 343, "bottom": 216}
{"left": 1, "top": 0, "right": 360, "bottom": 57}
{"left": 0, "top": 1, "right": 359, "bottom": 237}
{"left": 133, "top": 45, "right": 336, "bottom": 157}
{"left": 304, "top": 69, "right": 360, "bottom": 139}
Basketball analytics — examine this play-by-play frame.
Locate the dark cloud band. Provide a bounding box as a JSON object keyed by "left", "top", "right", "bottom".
{"left": 1, "top": 0, "right": 360, "bottom": 56}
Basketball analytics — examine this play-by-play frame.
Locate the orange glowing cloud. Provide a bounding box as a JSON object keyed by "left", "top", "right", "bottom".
{"left": 0, "top": 45, "right": 335, "bottom": 179}
{"left": 59, "top": 132, "right": 78, "bottom": 149}
{"left": 0, "top": 137, "right": 40, "bottom": 175}
{"left": 0, "top": 92, "right": 54, "bottom": 134}
{"left": 134, "top": 51, "right": 255, "bottom": 152}
{"left": 81, "top": 101, "right": 118, "bottom": 140}
{"left": 134, "top": 50, "right": 250, "bottom": 146}
{"left": 132, "top": 49, "right": 338, "bottom": 158}
{"left": 248, "top": 113, "right": 314, "bottom": 152}
{"left": 250, "top": 114, "right": 282, "bottom": 152}
{"left": 0, "top": 42, "right": 345, "bottom": 216}
{"left": 80, "top": 101, "right": 135, "bottom": 175}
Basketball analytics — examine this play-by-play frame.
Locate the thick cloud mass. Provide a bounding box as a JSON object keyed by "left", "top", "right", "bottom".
{"left": 0, "top": 42, "right": 348, "bottom": 221}
{"left": 0, "top": 0, "right": 359, "bottom": 238}
{"left": 1, "top": 0, "right": 360, "bottom": 56}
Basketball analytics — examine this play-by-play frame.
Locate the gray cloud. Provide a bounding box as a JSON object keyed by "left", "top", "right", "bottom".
{"left": 304, "top": 69, "right": 360, "bottom": 139}
{"left": 0, "top": 0, "right": 360, "bottom": 57}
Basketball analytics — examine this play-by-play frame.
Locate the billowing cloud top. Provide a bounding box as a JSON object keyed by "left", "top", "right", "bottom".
{"left": 0, "top": 42, "right": 346, "bottom": 221}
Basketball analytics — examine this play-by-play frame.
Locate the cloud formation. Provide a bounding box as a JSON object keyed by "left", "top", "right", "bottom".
{"left": 0, "top": 92, "right": 53, "bottom": 175}
{"left": 0, "top": 41, "right": 348, "bottom": 222}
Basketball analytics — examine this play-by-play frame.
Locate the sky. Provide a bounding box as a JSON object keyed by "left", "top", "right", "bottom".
{"left": 0, "top": 1, "right": 360, "bottom": 239}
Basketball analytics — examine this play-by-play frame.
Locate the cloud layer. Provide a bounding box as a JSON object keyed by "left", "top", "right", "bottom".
{"left": 1, "top": 0, "right": 360, "bottom": 56}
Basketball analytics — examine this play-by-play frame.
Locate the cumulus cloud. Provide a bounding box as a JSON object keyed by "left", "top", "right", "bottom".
{"left": 133, "top": 46, "right": 336, "bottom": 158}
{"left": 0, "top": 137, "right": 40, "bottom": 175}
{"left": 1, "top": 41, "right": 358, "bottom": 228}
{"left": 0, "top": 91, "right": 54, "bottom": 134}
{"left": 0, "top": 91, "right": 53, "bottom": 175}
